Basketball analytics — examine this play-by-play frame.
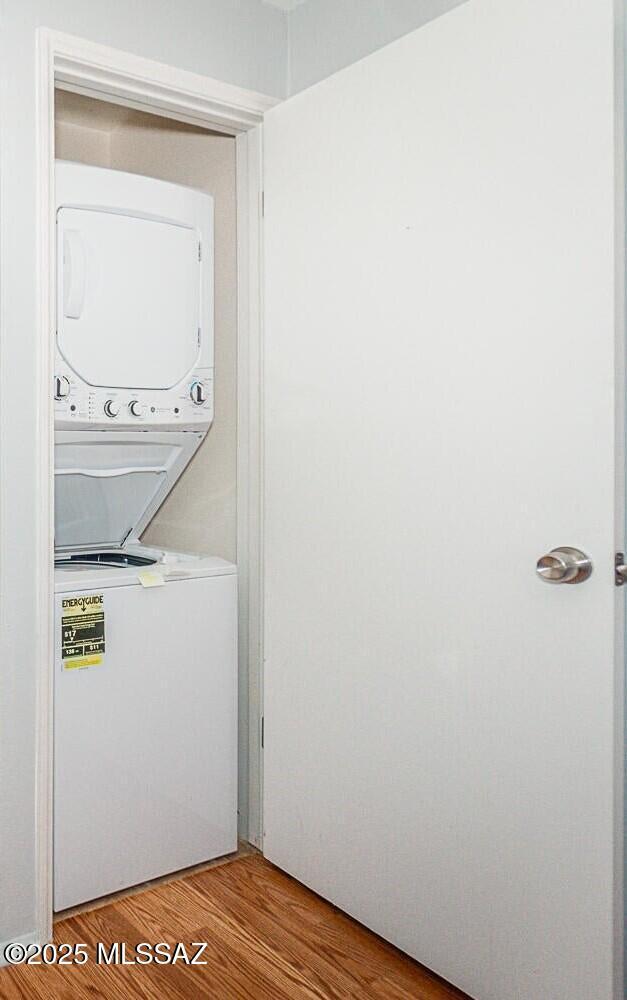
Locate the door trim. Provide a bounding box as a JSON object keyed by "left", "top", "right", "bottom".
{"left": 614, "top": 3, "right": 626, "bottom": 993}
{"left": 34, "top": 27, "right": 274, "bottom": 943}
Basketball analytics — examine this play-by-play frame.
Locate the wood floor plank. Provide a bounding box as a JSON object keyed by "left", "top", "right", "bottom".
{"left": 114, "top": 876, "right": 332, "bottom": 997}
{"left": 185, "top": 861, "right": 407, "bottom": 998}
{"left": 0, "top": 854, "right": 469, "bottom": 1000}
{"left": 196, "top": 857, "right": 466, "bottom": 999}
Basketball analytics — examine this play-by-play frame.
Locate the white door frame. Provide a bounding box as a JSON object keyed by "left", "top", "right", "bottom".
{"left": 34, "top": 27, "right": 275, "bottom": 943}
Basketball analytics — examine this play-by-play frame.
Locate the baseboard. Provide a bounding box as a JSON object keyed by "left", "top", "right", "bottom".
{"left": 0, "top": 931, "right": 41, "bottom": 968}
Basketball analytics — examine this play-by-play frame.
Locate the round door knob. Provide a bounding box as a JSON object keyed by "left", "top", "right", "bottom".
{"left": 190, "top": 380, "right": 206, "bottom": 405}
{"left": 103, "top": 399, "right": 120, "bottom": 418}
{"left": 536, "top": 547, "right": 592, "bottom": 585}
{"left": 128, "top": 400, "right": 144, "bottom": 418}
{"left": 54, "top": 375, "right": 70, "bottom": 400}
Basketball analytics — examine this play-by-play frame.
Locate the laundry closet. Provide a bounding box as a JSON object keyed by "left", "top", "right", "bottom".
{"left": 52, "top": 91, "right": 244, "bottom": 910}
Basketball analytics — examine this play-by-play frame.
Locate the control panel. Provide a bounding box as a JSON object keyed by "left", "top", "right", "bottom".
{"left": 53, "top": 365, "right": 214, "bottom": 431}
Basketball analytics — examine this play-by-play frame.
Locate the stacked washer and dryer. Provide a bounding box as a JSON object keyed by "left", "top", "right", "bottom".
{"left": 53, "top": 161, "right": 237, "bottom": 911}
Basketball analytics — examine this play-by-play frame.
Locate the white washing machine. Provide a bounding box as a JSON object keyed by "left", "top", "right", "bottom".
{"left": 54, "top": 545, "right": 237, "bottom": 911}
{"left": 53, "top": 161, "right": 237, "bottom": 910}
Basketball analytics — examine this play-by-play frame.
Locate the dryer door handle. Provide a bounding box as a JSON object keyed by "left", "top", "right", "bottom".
{"left": 63, "top": 229, "right": 86, "bottom": 319}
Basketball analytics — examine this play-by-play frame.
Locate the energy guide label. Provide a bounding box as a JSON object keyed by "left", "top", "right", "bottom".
{"left": 61, "top": 594, "right": 105, "bottom": 669}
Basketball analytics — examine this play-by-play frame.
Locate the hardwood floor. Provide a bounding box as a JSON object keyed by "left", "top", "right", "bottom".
{"left": 0, "top": 854, "right": 469, "bottom": 999}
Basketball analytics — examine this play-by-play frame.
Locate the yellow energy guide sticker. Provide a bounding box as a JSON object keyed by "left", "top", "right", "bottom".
{"left": 61, "top": 593, "right": 105, "bottom": 670}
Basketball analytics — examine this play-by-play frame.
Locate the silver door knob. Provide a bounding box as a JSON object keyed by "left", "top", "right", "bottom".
{"left": 536, "top": 547, "right": 592, "bottom": 585}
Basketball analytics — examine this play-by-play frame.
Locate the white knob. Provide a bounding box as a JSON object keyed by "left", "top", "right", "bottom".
{"left": 190, "top": 381, "right": 206, "bottom": 405}
{"left": 54, "top": 375, "right": 70, "bottom": 400}
{"left": 129, "top": 400, "right": 145, "bottom": 418}
{"left": 104, "top": 399, "right": 120, "bottom": 418}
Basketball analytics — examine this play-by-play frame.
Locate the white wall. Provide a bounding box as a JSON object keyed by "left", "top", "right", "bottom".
{"left": 0, "top": 0, "right": 284, "bottom": 949}
{"left": 287, "top": 0, "right": 468, "bottom": 93}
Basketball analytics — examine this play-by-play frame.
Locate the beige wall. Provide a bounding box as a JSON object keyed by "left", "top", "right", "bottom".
{"left": 55, "top": 120, "right": 111, "bottom": 166}
{"left": 55, "top": 93, "right": 237, "bottom": 562}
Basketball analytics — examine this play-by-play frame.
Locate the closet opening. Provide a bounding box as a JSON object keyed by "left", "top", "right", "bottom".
{"left": 50, "top": 86, "right": 259, "bottom": 916}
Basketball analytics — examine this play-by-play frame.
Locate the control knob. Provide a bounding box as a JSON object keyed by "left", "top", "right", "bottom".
{"left": 104, "top": 399, "right": 120, "bottom": 418}
{"left": 190, "top": 381, "right": 207, "bottom": 405}
{"left": 128, "top": 400, "right": 145, "bottom": 418}
{"left": 54, "top": 375, "right": 70, "bottom": 400}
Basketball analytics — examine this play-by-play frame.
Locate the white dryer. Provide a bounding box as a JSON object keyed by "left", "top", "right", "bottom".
{"left": 54, "top": 160, "right": 214, "bottom": 432}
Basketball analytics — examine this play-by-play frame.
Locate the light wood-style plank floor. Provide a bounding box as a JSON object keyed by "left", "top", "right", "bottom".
{"left": 0, "top": 854, "right": 470, "bottom": 999}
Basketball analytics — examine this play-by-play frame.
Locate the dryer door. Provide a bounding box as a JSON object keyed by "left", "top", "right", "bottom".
{"left": 57, "top": 208, "right": 201, "bottom": 390}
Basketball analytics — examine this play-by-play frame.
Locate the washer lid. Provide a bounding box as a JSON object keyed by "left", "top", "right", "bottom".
{"left": 57, "top": 207, "right": 201, "bottom": 390}
{"left": 55, "top": 431, "right": 203, "bottom": 551}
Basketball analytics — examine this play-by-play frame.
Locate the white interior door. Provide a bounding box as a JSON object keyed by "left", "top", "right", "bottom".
{"left": 262, "top": 2, "right": 624, "bottom": 999}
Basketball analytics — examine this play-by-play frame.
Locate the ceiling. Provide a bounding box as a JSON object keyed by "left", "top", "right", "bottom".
{"left": 261, "top": 0, "right": 310, "bottom": 11}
